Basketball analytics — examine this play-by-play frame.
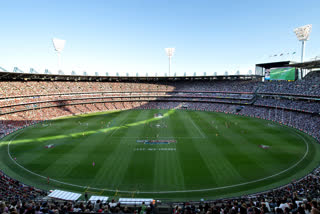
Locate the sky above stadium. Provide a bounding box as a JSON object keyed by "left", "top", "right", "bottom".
{"left": 1, "top": 0, "right": 320, "bottom": 76}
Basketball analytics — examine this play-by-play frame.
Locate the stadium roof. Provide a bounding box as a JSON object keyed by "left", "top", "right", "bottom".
{"left": 0, "top": 71, "right": 262, "bottom": 82}
{"left": 256, "top": 60, "right": 320, "bottom": 70}
{"left": 255, "top": 61, "right": 294, "bottom": 69}
{"left": 289, "top": 59, "right": 320, "bottom": 69}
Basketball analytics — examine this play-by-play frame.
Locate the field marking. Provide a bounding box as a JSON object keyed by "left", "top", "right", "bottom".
{"left": 108, "top": 136, "right": 203, "bottom": 139}
{"left": 109, "top": 117, "right": 129, "bottom": 137}
{"left": 6, "top": 128, "right": 311, "bottom": 194}
{"left": 188, "top": 117, "right": 206, "bottom": 138}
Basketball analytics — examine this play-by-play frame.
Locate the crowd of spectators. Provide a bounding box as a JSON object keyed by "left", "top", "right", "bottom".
{"left": 0, "top": 198, "right": 155, "bottom": 214}
{"left": 0, "top": 71, "right": 319, "bottom": 98}
{"left": 0, "top": 165, "right": 320, "bottom": 214}
{"left": 0, "top": 170, "right": 46, "bottom": 209}
{"left": 304, "top": 70, "right": 320, "bottom": 82}
{"left": 171, "top": 182, "right": 320, "bottom": 214}
{"left": 254, "top": 97, "right": 320, "bottom": 114}
{"left": 0, "top": 80, "right": 259, "bottom": 99}
{"left": 257, "top": 73, "right": 320, "bottom": 97}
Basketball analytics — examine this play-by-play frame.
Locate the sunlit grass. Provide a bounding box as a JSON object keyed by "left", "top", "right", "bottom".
{"left": 4, "top": 109, "right": 176, "bottom": 145}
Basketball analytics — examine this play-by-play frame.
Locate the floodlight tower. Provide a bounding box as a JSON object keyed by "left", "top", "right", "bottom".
{"left": 293, "top": 24, "right": 312, "bottom": 80}
{"left": 165, "top": 48, "right": 175, "bottom": 76}
{"left": 52, "top": 38, "right": 66, "bottom": 70}
{"left": 294, "top": 24, "right": 312, "bottom": 63}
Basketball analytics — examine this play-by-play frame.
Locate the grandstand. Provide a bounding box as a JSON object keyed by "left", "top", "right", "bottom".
{"left": 3, "top": 0, "right": 320, "bottom": 211}
{"left": 0, "top": 68, "right": 320, "bottom": 213}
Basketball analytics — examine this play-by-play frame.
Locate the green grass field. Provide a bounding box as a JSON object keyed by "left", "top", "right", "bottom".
{"left": 1, "top": 109, "right": 320, "bottom": 201}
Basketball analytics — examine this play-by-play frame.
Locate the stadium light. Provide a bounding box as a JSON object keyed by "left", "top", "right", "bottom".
{"left": 294, "top": 24, "right": 312, "bottom": 80}
{"left": 294, "top": 24, "right": 312, "bottom": 63}
{"left": 165, "top": 48, "right": 175, "bottom": 76}
{"left": 52, "top": 38, "right": 66, "bottom": 70}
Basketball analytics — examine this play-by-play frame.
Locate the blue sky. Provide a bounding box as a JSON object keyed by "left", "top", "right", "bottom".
{"left": 0, "top": 0, "right": 319, "bottom": 76}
